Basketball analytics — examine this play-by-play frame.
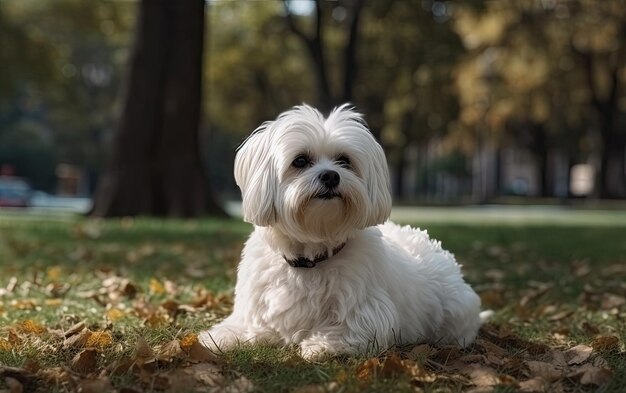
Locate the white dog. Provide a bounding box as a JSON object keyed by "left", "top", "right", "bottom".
{"left": 199, "top": 104, "right": 483, "bottom": 360}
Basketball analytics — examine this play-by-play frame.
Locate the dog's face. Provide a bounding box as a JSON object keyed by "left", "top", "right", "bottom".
{"left": 234, "top": 104, "right": 391, "bottom": 242}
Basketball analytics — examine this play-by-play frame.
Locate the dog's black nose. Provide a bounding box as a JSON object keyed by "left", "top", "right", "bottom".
{"left": 319, "top": 170, "right": 340, "bottom": 188}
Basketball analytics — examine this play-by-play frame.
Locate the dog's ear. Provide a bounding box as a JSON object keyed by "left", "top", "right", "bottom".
{"left": 234, "top": 123, "right": 277, "bottom": 226}
{"left": 365, "top": 136, "right": 392, "bottom": 226}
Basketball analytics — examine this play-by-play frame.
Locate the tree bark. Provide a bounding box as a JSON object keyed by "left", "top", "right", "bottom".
{"left": 91, "top": 0, "right": 225, "bottom": 218}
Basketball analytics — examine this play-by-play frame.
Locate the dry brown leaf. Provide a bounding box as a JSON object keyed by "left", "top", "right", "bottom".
{"left": 519, "top": 285, "right": 551, "bottom": 307}
{"left": 565, "top": 344, "right": 592, "bottom": 365}
{"left": 226, "top": 376, "right": 255, "bottom": 393}
{"left": 591, "top": 335, "right": 619, "bottom": 351}
{"left": 64, "top": 321, "right": 86, "bottom": 338}
{"left": 109, "top": 358, "right": 134, "bottom": 376}
{"left": 71, "top": 349, "right": 98, "bottom": 374}
{"left": 525, "top": 361, "right": 563, "bottom": 382}
{"left": 479, "top": 289, "right": 506, "bottom": 308}
{"left": 477, "top": 338, "right": 507, "bottom": 357}
{"left": 568, "top": 364, "right": 613, "bottom": 386}
{"left": 187, "top": 340, "right": 219, "bottom": 363}
{"left": 183, "top": 363, "right": 223, "bottom": 386}
{"left": 4, "top": 377, "right": 23, "bottom": 393}
{"left": 157, "top": 339, "right": 183, "bottom": 361}
{"left": 406, "top": 344, "right": 435, "bottom": 361}
{"left": 293, "top": 382, "right": 340, "bottom": 393}
{"left": 601, "top": 293, "right": 626, "bottom": 310}
{"left": 518, "top": 376, "right": 547, "bottom": 392}
{"left": 135, "top": 336, "right": 155, "bottom": 364}
{"left": 63, "top": 329, "right": 92, "bottom": 349}
{"left": 36, "top": 366, "right": 75, "bottom": 386}
{"left": 466, "top": 364, "right": 501, "bottom": 387}
{"left": 581, "top": 322, "right": 600, "bottom": 335}
{"left": 78, "top": 377, "right": 113, "bottom": 393}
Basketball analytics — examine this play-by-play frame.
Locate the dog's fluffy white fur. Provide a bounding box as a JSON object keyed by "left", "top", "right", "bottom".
{"left": 199, "top": 104, "right": 482, "bottom": 360}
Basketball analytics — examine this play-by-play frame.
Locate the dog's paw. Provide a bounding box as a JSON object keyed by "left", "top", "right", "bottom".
{"left": 198, "top": 328, "right": 240, "bottom": 353}
{"left": 300, "top": 342, "right": 332, "bottom": 362}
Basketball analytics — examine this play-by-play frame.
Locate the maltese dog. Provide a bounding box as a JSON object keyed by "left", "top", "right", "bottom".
{"left": 200, "top": 104, "right": 483, "bottom": 360}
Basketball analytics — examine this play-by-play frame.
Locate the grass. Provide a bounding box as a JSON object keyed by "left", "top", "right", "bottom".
{"left": 0, "top": 211, "right": 625, "bottom": 392}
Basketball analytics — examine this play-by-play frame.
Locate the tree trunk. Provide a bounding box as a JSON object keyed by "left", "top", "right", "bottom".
{"left": 91, "top": 0, "right": 225, "bottom": 218}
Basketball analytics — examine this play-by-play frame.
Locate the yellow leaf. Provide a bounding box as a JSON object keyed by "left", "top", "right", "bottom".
{"left": 356, "top": 358, "right": 381, "bottom": 381}
{"left": 149, "top": 278, "right": 165, "bottom": 295}
{"left": 85, "top": 331, "right": 113, "bottom": 349}
{"left": 0, "top": 338, "right": 11, "bottom": 351}
{"left": 180, "top": 333, "right": 199, "bottom": 351}
{"left": 17, "top": 320, "right": 46, "bottom": 335}
{"left": 44, "top": 299, "right": 63, "bottom": 307}
{"left": 11, "top": 299, "right": 37, "bottom": 310}
{"left": 106, "top": 308, "right": 125, "bottom": 322}
{"left": 47, "top": 266, "right": 62, "bottom": 282}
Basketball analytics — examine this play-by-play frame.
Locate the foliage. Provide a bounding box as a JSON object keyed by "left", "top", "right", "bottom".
{"left": 0, "top": 215, "right": 625, "bottom": 391}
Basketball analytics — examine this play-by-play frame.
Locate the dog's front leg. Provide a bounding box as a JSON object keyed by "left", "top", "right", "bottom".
{"left": 299, "top": 329, "right": 359, "bottom": 361}
{"left": 199, "top": 315, "right": 282, "bottom": 353}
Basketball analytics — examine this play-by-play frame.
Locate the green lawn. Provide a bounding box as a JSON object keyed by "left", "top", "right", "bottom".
{"left": 0, "top": 213, "right": 625, "bottom": 392}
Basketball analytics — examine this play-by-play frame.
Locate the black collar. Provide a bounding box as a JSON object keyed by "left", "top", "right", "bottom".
{"left": 284, "top": 242, "right": 347, "bottom": 268}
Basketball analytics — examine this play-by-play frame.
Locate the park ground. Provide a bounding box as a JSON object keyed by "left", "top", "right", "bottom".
{"left": 0, "top": 207, "right": 625, "bottom": 392}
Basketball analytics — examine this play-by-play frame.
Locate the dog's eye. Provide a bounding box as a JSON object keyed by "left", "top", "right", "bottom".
{"left": 292, "top": 155, "right": 310, "bottom": 168}
{"left": 336, "top": 155, "right": 351, "bottom": 168}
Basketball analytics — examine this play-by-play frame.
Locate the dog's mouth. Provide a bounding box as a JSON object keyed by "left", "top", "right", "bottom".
{"left": 315, "top": 190, "right": 341, "bottom": 200}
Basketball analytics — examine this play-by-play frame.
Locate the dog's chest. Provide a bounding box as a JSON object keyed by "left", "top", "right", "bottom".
{"left": 259, "top": 268, "right": 342, "bottom": 335}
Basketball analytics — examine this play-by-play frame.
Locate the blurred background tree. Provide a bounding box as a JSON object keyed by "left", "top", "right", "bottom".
{"left": 91, "top": 0, "right": 224, "bottom": 217}
{"left": 1, "top": 0, "right": 625, "bottom": 214}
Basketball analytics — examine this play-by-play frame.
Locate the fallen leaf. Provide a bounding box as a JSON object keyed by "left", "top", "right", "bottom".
{"left": 518, "top": 377, "right": 547, "bottom": 392}
{"left": 565, "top": 344, "right": 592, "bottom": 365}
{"left": 106, "top": 308, "right": 126, "bottom": 322}
{"left": 180, "top": 334, "right": 198, "bottom": 351}
{"left": 157, "top": 339, "right": 183, "bottom": 361}
{"left": 591, "top": 335, "right": 619, "bottom": 351}
{"left": 187, "top": 340, "right": 219, "bottom": 363}
{"left": 406, "top": 344, "right": 435, "bottom": 361}
{"left": 0, "top": 338, "right": 12, "bottom": 351}
{"left": 85, "top": 331, "right": 113, "bottom": 349}
{"left": 135, "top": 336, "right": 155, "bottom": 364}
{"left": 525, "top": 361, "right": 564, "bottom": 382}
{"left": 601, "top": 294, "right": 625, "bottom": 310}
{"left": 467, "top": 364, "right": 501, "bottom": 387}
{"left": 293, "top": 382, "right": 340, "bottom": 393}
{"left": 184, "top": 363, "right": 223, "bottom": 386}
{"left": 356, "top": 358, "right": 380, "bottom": 381}
{"left": 63, "top": 329, "right": 92, "bottom": 349}
{"left": 149, "top": 278, "right": 165, "bottom": 295}
{"left": 581, "top": 322, "right": 600, "bottom": 335}
{"left": 64, "top": 321, "right": 86, "bottom": 338}
{"left": 46, "top": 266, "right": 63, "bottom": 282}
{"left": 71, "top": 349, "right": 98, "bottom": 374}
{"left": 568, "top": 364, "right": 613, "bottom": 386}
{"left": 78, "top": 377, "right": 113, "bottom": 393}
{"left": 16, "top": 320, "right": 46, "bottom": 335}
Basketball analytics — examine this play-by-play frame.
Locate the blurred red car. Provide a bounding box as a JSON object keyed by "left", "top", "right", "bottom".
{"left": 0, "top": 176, "right": 32, "bottom": 207}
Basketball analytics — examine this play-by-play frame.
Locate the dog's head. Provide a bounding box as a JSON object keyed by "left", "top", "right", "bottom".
{"left": 234, "top": 104, "right": 391, "bottom": 242}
